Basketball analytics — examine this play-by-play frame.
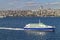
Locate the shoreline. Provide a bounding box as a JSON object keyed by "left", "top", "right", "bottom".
{"left": 0, "top": 16, "right": 60, "bottom": 18}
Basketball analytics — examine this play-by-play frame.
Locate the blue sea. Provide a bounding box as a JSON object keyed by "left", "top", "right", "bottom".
{"left": 0, "top": 17, "right": 60, "bottom": 40}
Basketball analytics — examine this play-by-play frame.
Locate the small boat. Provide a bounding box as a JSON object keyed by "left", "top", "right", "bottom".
{"left": 0, "top": 16, "right": 6, "bottom": 18}
{"left": 24, "top": 21, "right": 55, "bottom": 32}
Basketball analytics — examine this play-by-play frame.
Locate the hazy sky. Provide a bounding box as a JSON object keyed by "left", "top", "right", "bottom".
{"left": 0, "top": 0, "right": 60, "bottom": 10}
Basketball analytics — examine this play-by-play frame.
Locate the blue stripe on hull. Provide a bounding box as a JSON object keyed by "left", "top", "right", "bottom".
{"left": 24, "top": 28, "right": 55, "bottom": 31}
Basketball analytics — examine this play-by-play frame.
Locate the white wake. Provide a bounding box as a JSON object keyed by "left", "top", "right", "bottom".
{"left": 0, "top": 27, "right": 24, "bottom": 30}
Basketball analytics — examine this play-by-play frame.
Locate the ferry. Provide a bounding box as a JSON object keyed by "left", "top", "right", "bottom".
{"left": 0, "top": 21, "right": 55, "bottom": 31}
{"left": 24, "top": 21, "right": 55, "bottom": 31}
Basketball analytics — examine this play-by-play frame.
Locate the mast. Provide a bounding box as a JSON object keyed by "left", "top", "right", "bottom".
{"left": 39, "top": 19, "right": 40, "bottom": 25}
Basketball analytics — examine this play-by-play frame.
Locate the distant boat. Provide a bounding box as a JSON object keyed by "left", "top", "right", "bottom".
{"left": 0, "top": 16, "right": 6, "bottom": 18}
{"left": 24, "top": 20, "right": 55, "bottom": 31}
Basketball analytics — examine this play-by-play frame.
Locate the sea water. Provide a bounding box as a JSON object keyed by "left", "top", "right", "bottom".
{"left": 0, "top": 17, "right": 60, "bottom": 40}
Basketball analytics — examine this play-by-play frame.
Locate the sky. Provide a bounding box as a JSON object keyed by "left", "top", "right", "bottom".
{"left": 0, "top": 0, "right": 60, "bottom": 10}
